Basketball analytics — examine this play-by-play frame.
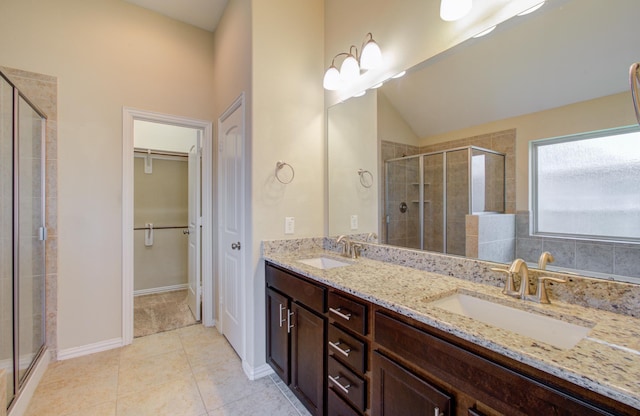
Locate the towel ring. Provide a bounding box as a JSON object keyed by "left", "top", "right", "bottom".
{"left": 276, "top": 161, "right": 295, "bottom": 184}
{"left": 358, "top": 169, "right": 373, "bottom": 188}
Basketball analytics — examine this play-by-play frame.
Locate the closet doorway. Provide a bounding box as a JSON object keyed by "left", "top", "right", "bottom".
{"left": 122, "top": 109, "right": 213, "bottom": 344}
{"left": 133, "top": 121, "right": 200, "bottom": 337}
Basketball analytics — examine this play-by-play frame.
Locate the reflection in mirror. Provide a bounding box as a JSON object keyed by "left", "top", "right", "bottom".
{"left": 327, "top": 0, "right": 640, "bottom": 282}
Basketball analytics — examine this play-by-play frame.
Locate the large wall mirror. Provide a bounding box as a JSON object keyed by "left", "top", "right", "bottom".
{"left": 327, "top": 0, "right": 640, "bottom": 283}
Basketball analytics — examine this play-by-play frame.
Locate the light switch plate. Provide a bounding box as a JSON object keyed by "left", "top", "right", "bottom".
{"left": 350, "top": 215, "right": 358, "bottom": 230}
{"left": 285, "top": 217, "right": 295, "bottom": 234}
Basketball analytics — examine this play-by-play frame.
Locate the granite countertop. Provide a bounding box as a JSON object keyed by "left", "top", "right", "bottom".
{"left": 263, "top": 248, "right": 640, "bottom": 411}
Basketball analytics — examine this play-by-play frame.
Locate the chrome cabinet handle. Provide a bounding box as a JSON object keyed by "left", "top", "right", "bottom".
{"left": 278, "top": 304, "right": 286, "bottom": 327}
{"left": 328, "top": 375, "right": 351, "bottom": 394}
{"left": 328, "top": 340, "right": 351, "bottom": 357}
{"left": 329, "top": 307, "right": 352, "bottom": 321}
{"left": 287, "top": 310, "right": 294, "bottom": 333}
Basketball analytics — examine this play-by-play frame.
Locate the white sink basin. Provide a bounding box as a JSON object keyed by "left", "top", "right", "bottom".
{"left": 297, "top": 256, "right": 353, "bottom": 270}
{"left": 428, "top": 293, "right": 593, "bottom": 349}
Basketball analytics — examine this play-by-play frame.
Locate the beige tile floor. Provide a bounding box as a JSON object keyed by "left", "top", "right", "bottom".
{"left": 25, "top": 325, "right": 311, "bottom": 416}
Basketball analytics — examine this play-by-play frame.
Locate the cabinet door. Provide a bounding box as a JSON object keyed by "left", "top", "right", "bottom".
{"left": 266, "top": 288, "right": 290, "bottom": 384}
{"left": 291, "top": 302, "right": 325, "bottom": 416}
{"left": 373, "top": 352, "right": 452, "bottom": 416}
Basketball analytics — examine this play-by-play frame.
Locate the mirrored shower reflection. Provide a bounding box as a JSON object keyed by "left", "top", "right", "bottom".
{"left": 0, "top": 71, "right": 47, "bottom": 411}
{"left": 384, "top": 146, "right": 505, "bottom": 255}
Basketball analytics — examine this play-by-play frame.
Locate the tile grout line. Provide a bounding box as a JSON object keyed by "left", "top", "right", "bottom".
{"left": 179, "top": 328, "right": 210, "bottom": 415}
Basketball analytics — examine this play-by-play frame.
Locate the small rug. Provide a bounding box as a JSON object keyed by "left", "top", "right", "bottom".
{"left": 134, "top": 289, "right": 198, "bottom": 337}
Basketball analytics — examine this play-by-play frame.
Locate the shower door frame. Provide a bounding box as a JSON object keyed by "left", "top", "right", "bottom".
{"left": 2, "top": 70, "right": 48, "bottom": 411}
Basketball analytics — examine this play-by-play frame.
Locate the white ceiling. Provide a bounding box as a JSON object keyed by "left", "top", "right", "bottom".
{"left": 124, "top": 0, "right": 228, "bottom": 32}
{"left": 379, "top": 0, "right": 638, "bottom": 138}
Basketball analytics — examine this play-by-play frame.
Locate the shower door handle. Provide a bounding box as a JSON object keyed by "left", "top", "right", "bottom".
{"left": 231, "top": 242, "right": 241, "bottom": 250}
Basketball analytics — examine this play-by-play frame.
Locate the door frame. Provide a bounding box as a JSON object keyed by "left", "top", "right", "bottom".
{"left": 122, "top": 107, "right": 214, "bottom": 345}
{"left": 217, "top": 94, "right": 246, "bottom": 360}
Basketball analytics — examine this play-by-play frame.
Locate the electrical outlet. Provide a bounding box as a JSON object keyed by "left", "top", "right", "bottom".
{"left": 285, "top": 217, "right": 295, "bottom": 234}
{"left": 350, "top": 215, "right": 358, "bottom": 230}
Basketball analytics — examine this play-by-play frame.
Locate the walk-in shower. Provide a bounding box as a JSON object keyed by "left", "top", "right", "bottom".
{"left": 384, "top": 146, "right": 505, "bottom": 255}
{"left": 1, "top": 70, "right": 47, "bottom": 411}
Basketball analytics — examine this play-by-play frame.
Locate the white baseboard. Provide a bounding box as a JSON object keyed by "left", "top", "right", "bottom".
{"left": 8, "top": 349, "right": 51, "bottom": 416}
{"left": 57, "top": 338, "right": 123, "bottom": 361}
{"left": 134, "top": 283, "right": 188, "bottom": 297}
{"left": 242, "top": 361, "right": 274, "bottom": 381}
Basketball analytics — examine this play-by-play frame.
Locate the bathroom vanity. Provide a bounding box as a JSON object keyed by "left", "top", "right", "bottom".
{"left": 264, "top": 244, "right": 640, "bottom": 416}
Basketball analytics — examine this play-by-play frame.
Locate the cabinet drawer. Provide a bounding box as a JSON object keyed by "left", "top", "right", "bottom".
{"left": 328, "top": 324, "right": 366, "bottom": 374}
{"left": 328, "top": 387, "right": 361, "bottom": 416}
{"left": 328, "top": 356, "right": 366, "bottom": 412}
{"left": 374, "top": 311, "right": 613, "bottom": 416}
{"left": 266, "top": 264, "right": 326, "bottom": 313}
{"left": 328, "top": 292, "right": 367, "bottom": 335}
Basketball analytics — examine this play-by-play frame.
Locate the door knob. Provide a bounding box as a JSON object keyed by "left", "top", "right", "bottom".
{"left": 183, "top": 229, "right": 190, "bottom": 235}
{"left": 231, "top": 242, "right": 241, "bottom": 250}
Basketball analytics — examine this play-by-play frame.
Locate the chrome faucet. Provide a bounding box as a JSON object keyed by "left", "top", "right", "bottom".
{"left": 366, "top": 232, "right": 378, "bottom": 243}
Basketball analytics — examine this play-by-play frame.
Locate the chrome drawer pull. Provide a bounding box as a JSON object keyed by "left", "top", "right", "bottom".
{"left": 328, "top": 340, "right": 351, "bottom": 357}
{"left": 287, "top": 310, "right": 294, "bottom": 333}
{"left": 328, "top": 374, "right": 351, "bottom": 394}
{"left": 278, "top": 304, "right": 286, "bottom": 327}
{"left": 329, "top": 307, "right": 352, "bottom": 321}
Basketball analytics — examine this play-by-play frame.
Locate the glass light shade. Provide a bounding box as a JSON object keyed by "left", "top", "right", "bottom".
{"left": 340, "top": 55, "right": 360, "bottom": 83}
{"left": 518, "top": 1, "right": 545, "bottom": 16}
{"left": 440, "top": 0, "right": 472, "bottom": 21}
{"left": 323, "top": 66, "right": 341, "bottom": 90}
{"left": 360, "top": 40, "right": 382, "bottom": 70}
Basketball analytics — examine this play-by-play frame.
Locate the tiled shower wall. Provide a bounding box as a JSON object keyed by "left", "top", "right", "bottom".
{"left": 516, "top": 211, "right": 640, "bottom": 279}
{"left": 1, "top": 67, "right": 58, "bottom": 357}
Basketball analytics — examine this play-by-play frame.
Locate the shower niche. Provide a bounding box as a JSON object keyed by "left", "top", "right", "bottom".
{"left": 384, "top": 146, "right": 506, "bottom": 256}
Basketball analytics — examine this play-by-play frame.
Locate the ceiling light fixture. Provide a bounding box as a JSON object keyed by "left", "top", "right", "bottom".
{"left": 440, "top": 0, "right": 473, "bottom": 22}
{"left": 517, "top": 1, "right": 545, "bottom": 16}
{"left": 392, "top": 71, "right": 406, "bottom": 79}
{"left": 323, "top": 33, "right": 383, "bottom": 91}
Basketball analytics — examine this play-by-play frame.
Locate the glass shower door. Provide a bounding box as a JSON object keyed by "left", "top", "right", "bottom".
{"left": 423, "top": 153, "right": 444, "bottom": 253}
{"left": 385, "top": 156, "right": 421, "bottom": 249}
{"left": 17, "top": 95, "right": 46, "bottom": 385}
{"left": 0, "top": 71, "right": 15, "bottom": 409}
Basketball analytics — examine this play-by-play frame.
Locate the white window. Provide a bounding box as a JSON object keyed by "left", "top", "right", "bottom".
{"left": 531, "top": 126, "right": 640, "bottom": 242}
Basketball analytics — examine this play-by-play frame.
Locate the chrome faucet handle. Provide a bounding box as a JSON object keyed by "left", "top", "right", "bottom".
{"left": 491, "top": 267, "right": 517, "bottom": 295}
{"left": 533, "top": 275, "right": 567, "bottom": 304}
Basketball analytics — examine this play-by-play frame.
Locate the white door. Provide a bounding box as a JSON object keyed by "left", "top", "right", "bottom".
{"left": 187, "top": 136, "right": 202, "bottom": 321}
{"left": 218, "top": 98, "right": 244, "bottom": 356}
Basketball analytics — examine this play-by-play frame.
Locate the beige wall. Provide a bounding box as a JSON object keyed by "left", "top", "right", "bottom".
{"left": 422, "top": 92, "right": 636, "bottom": 211}
{"left": 248, "top": 0, "right": 325, "bottom": 370}
{"left": 0, "top": 0, "right": 215, "bottom": 351}
{"left": 328, "top": 91, "right": 378, "bottom": 236}
{"left": 133, "top": 158, "right": 188, "bottom": 292}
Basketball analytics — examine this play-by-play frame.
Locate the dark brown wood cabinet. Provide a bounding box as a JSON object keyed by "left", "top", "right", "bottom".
{"left": 265, "top": 264, "right": 326, "bottom": 415}
{"left": 265, "top": 261, "right": 636, "bottom": 416}
{"left": 372, "top": 351, "right": 452, "bottom": 416}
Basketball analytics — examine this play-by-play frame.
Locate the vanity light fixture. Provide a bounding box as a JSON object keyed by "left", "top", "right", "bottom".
{"left": 517, "top": 1, "right": 545, "bottom": 16}
{"left": 353, "top": 91, "right": 366, "bottom": 97}
{"left": 371, "top": 82, "right": 384, "bottom": 89}
{"left": 392, "top": 70, "right": 406, "bottom": 79}
{"left": 323, "top": 33, "right": 383, "bottom": 91}
{"left": 440, "top": 0, "right": 472, "bottom": 21}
